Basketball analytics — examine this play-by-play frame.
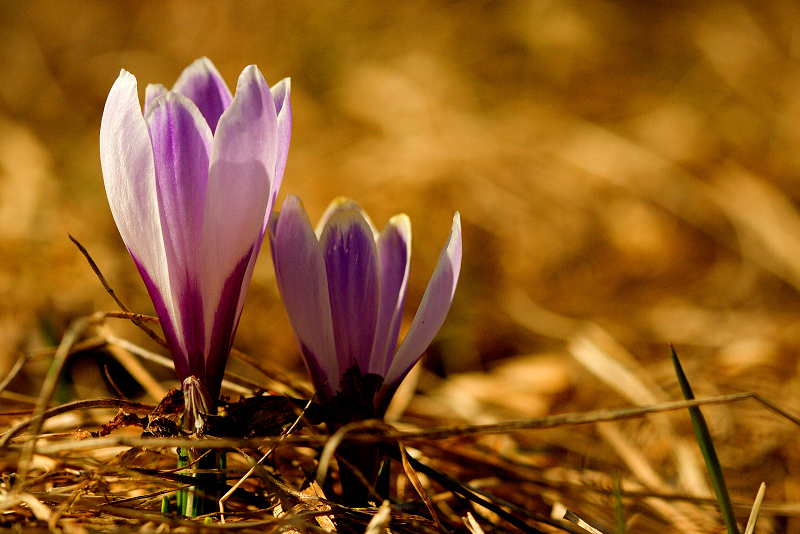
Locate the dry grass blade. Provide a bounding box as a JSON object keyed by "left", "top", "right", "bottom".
{"left": 229, "top": 348, "right": 312, "bottom": 398}
{"left": 69, "top": 234, "right": 168, "bottom": 349}
{"left": 569, "top": 327, "right": 708, "bottom": 497}
{"left": 563, "top": 510, "right": 609, "bottom": 534}
{"left": 463, "top": 511, "right": 486, "bottom": 534}
{"left": 98, "top": 311, "right": 160, "bottom": 323}
{"left": 0, "top": 354, "right": 27, "bottom": 395}
{"left": 703, "top": 166, "right": 800, "bottom": 294}
{"left": 15, "top": 392, "right": 797, "bottom": 459}
{"left": 743, "top": 483, "right": 766, "bottom": 534}
{"left": 104, "top": 338, "right": 167, "bottom": 401}
{"left": 399, "top": 451, "right": 549, "bottom": 534}
{"left": 0, "top": 342, "right": 794, "bottom": 533}
{"left": 0, "top": 397, "right": 153, "bottom": 448}
{"left": 218, "top": 395, "right": 315, "bottom": 522}
{"left": 104, "top": 333, "right": 253, "bottom": 396}
{"left": 47, "top": 482, "right": 85, "bottom": 532}
{"left": 15, "top": 316, "right": 91, "bottom": 484}
{"left": 0, "top": 382, "right": 794, "bottom": 533}
{"left": 399, "top": 443, "right": 442, "bottom": 530}
{"left": 388, "top": 393, "right": 760, "bottom": 440}
{"left": 316, "top": 419, "right": 390, "bottom": 487}
{"left": 364, "top": 500, "right": 392, "bottom": 534}
{"left": 11, "top": 493, "right": 51, "bottom": 522}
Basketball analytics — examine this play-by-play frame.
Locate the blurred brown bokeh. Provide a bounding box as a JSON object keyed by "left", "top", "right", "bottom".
{"left": 4, "top": 0, "right": 800, "bottom": 528}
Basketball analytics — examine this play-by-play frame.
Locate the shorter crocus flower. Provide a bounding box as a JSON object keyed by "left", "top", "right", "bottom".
{"left": 100, "top": 58, "right": 291, "bottom": 407}
{"left": 270, "top": 195, "right": 462, "bottom": 416}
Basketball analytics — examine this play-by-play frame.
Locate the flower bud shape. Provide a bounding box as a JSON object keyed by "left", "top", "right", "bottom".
{"left": 270, "top": 196, "right": 462, "bottom": 415}
{"left": 100, "top": 58, "right": 291, "bottom": 405}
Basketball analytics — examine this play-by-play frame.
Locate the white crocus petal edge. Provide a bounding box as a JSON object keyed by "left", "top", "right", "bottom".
{"left": 270, "top": 195, "right": 339, "bottom": 400}
{"left": 100, "top": 70, "right": 177, "bottom": 353}
{"left": 315, "top": 197, "right": 378, "bottom": 240}
{"left": 144, "top": 83, "right": 167, "bottom": 115}
{"left": 377, "top": 212, "right": 462, "bottom": 412}
{"left": 269, "top": 77, "right": 292, "bottom": 212}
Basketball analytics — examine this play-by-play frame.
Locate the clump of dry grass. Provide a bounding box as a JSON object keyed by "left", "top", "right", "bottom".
{"left": 0, "top": 303, "right": 797, "bottom": 534}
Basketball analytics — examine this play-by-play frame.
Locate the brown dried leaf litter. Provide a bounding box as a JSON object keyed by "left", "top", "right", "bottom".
{"left": 0, "top": 314, "right": 798, "bottom": 533}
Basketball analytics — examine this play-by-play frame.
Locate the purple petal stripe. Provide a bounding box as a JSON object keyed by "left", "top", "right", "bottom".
{"left": 145, "top": 90, "right": 212, "bottom": 290}
{"left": 320, "top": 209, "right": 381, "bottom": 376}
{"left": 132, "top": 256, "right": 188, "bottom": 380}
{"left": 175, "top": 274, "right": 206, "bottom": 386}
{"left": 145, "top": 92, "right": 213, "bottom": 376}
{"left": 203, "top": 247, "right": 254, "bottom": 404}
{"left": 172, "top": 57, "right": 233, "bottom": 133}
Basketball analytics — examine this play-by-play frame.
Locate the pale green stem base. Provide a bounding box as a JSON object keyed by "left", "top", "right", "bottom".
{"left": 176, "top": 447, "right": 226, "bottom": 518}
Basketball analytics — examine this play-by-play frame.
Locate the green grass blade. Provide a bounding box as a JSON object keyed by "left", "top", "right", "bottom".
{"left": 161, "top": 495, "right": 172, "bottom": 516}
{"left": 671, "top": 345, "right": 739, "bottom": 534}
{"left": 613, "top": 473, "right": 625, "bottom": 534}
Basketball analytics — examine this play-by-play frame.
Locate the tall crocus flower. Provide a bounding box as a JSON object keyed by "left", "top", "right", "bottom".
{"left": 100, "top": 58, "right": 291, "bottom": 406}
{"left": 270, "top": 195, "right": 462, "bottom": 416}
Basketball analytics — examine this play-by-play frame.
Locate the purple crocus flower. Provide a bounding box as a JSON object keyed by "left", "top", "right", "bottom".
{"left": 269, "top": 195, "right": 462, "bottom": 415}
{"left": 100, "top": 58, "right": 291, "bottom": 406}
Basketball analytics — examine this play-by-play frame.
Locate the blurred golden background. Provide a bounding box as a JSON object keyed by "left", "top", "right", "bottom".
{"left": 4, "top": 0, "right": 800, "bottom": 530}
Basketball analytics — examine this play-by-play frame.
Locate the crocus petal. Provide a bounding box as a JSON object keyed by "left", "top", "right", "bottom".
{"left": 103, "top": 61, "right": 292, "bottom": 407}
{"left": 315, "top": 197, "right": 378, "bottom": 239}
{"left": 369, "top": 214, "right": 411, "bottom": 377}
{"left": 200, "top": 252, "right": 251, "bottom": 402}
{"left": 100, "top": 70, "right": 161, "bottom": 280}
{"left": 145, "top": 91, "right": 214, "bottom": 377}
{"left": 270, "top": 195, "right": 338, "bottom": 399}
{"left": 100, "top": 70, "right": 186, "bottom": 379}
{"left": 378, "top": 212, "right": 462, "bottom": 410}
{"left": 172, "top": 57, "right": 233, "bottom": 133}
{"left": 320, "top": 209, "right": 380, "bottom": 376}
{"left": 144, "top": 84, "right": 167, "bottom": 115}
{"left": 269, "top": 78, "right": 292, "bottom": 211}
{"left": 200, "top": 65, "right": 278, "bottom": 394}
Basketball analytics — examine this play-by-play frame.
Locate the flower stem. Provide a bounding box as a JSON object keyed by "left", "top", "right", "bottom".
{"left": 177, "top": 447, "right": 225, "bottom": 517}
{"left": 176, "top": 376, "right": 225, "bottom": 518}
{"left": 337, "top": 439, "right": 383, "bottom": 507}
